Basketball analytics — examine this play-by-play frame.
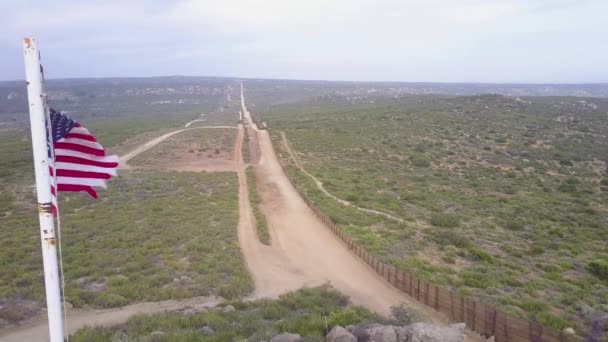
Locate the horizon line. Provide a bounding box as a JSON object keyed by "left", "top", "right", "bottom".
{"left": 1, "top": 74, "right": 608, "bottom": 85}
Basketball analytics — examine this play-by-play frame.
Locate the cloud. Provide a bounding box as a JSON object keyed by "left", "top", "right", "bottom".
{"left": 1, "top": 0, "right": 607, "bottom": 82}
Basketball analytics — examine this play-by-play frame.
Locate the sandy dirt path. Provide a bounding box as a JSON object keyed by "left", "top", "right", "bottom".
{"left": 119, "top": 126, "right": 237, "bottom": 169}
{"left": 235, "top": 122, "right": 319, "bottom": 298}
{"left": 239, "top": 85, "right": 470, "bottom": 329}
{"left": 0, "top": 297, "right": 220, "bottom": 342}
{"left": 279, "top": 132, "right": 405, "bottom": 223}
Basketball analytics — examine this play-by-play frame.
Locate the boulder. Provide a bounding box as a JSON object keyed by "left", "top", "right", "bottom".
{"left": 149, "top": 331, "right": 166, "bottom": 342}
{"left": 367, "top": 325, "right": 398, "bottom": 342}
{"left": 394, "top": 326, "right": 409, "bottom": 341}
{"left": 270, "top": 332, "right": 301, "bottom": 342}
{"left": 563, "top": 327, "right": 576, "bottom": 335}
{"left": 198, "top": 326, "right": 215, "bottom": 336}
{"left": 223, "top": 305, "right": 236, "bottom": 313}
{"left": 327, "top": 326, "right": 357, "bottom": 342}
{"left": 406, "top": 322, "right": 464, "bottom": 342}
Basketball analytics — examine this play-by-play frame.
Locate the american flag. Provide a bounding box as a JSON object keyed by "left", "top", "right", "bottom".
{"left": 48, "top": 109, "right": 118, "bottom": 213}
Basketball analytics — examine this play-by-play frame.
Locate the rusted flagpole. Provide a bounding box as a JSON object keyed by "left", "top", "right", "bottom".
{"left": 23, "top": 37, "right": 65, "bottom": 342}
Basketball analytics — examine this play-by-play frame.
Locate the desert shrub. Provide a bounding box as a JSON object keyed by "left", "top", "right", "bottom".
{"left": 503, "top": 219, "right": 525, "bottom": 231}
{"left": 444, "top": 245, "right": 458, "bottom": 257}
{"left": 390, "top": 303, "right": 421, "bottom": 325}
{"left": 430, "top": 213, "right": 459, "bottom": 228}
{"left": 327, "top": 308, "right": 367, "bottom": 328}
{"left": 557, "top": 177, "right": 580, "bottom": 193}
{"left": 410, "top": 157, "right": 430, "bottom": 168}
{"left": 470, "top": 248, "right": 495, "bottom": 264}
{"left": 535, "top": 312, "right": 570, "bottom": 330}
{"left": 460, "top": 270, "right": 498, "bottom": 289}
{"left": 586, "top": 260, "right": 608, "bottom": 280}
{"left": 435, "top": 231, "right": 471, "bottom": 248}
{"left": 95, "top": 293, "right": 128, "bottom": 308}
{"left": 346, "top": 193, "right": 359, "bottom": 202}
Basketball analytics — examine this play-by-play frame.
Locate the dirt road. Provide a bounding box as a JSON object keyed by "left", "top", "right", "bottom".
{"left": 0, "top": 296, "right": 220, "bottom": 342}
{"left": 239, "top": 85, "right": 467, "bottom": 327}
{"left": 119, "top": 126, "right": 237, "bottom": 169}
{"left": 235, "top": 122, "right": 318, "bottom": 298}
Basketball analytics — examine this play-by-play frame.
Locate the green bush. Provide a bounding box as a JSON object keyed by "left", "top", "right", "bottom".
{"left": 557, "top": 177, "right": 580, "bottom": 193}
{"left": 586, "top": 260, "right": 608, "bottom": 280}
{"left": 410, "top": 157, "right": 430, "bottom": 168}
{"left": 435, "top": 231, "right": 471, "bottom": 248}
{"left": 327, "top": 308, "right": 367, "bottom": 327}
{"left": 95, "top": 293, "right": 128, "bottom": 308}
{"left": 430, "top": 213, "right": 460, "bottom": 228}
{"left": 470, "top": 248, "right": 495, "bottom": 264}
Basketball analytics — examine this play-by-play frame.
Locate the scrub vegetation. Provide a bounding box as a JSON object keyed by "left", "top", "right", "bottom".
{"left": 246, "top": 166, "right": 270, "bottom": 245}
{"left": 261, "top": 93, "right": 608, "bottom": 333}
{"left": 0, "top": 78, "right": 248, "bottom": 327}
{"left": 70, "top": 286, "right": 384, "bottom": 342}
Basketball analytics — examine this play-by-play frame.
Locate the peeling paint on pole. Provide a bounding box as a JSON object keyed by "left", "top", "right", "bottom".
{"left": 23, "top": 37, "right": 65, "bottom": 342}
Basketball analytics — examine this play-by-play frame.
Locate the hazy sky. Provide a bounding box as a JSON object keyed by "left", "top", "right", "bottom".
{"left": 1, "top": 0, "right": 607, "bottom": 83}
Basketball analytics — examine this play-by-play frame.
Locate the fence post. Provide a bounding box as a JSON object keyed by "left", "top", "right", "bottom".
{"left": 505, "top": 315, "right": 510, "bottom": 342}
{"left": 388, "top": 266, "right": 391, "bottom": 284}
{"left": 472, "top": 300, "right": 476, "bottom": 332}
{"left": 433, "top": 285, "right": 439, "bottom": 311}
{"left": 450, "top": 290, "right": 454, "bottom": 320}
{"left": 461, "top": 296, "right": 465, "bottom": 324}
{"left": 425, "top": 281, "right": 430, "bottom": 305}
{"left": 417, "top": 279, "right": 421, "bottom": 301}
{"left": 491, "top": 309, "right": 497, "bottom": 338}
{"left": 409, "top": 274, "right": 413, "bottom": 297}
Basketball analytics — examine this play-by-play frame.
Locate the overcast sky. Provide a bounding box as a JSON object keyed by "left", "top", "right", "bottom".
{"left": 1, "top": 0, "right": 607, "bottom": 83}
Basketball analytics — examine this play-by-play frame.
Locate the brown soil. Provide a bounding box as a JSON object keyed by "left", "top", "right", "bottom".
{"left": 0, "top": 297, "right": 220, "bottom": 342}
{"left": 0, "top": 87, "right": 483, "bottom": 341}
{"left": 239, "top": 86, "right": 482, "bottom": 342}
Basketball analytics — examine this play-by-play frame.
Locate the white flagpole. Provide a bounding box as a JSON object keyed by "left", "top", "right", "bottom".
{"left": 22, "top": 37, "right": 65, "bottom": 342}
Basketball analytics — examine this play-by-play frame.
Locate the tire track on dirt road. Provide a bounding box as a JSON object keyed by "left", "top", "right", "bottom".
{"left": 234, "top": 123, "right": 317, "bottom": 298}
{"left": 239, "top": 84, "right": 479, "bottom": 337}
{"left": 118, "top": 126, "right": 237, "bottom": 169}
{"left": 0, "top": 297, "right": 221, "bottom": 342}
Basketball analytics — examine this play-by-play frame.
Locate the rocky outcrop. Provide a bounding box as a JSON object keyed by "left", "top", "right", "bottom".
{"left": 328, "top": 322, "right": 465, "bottom": 342}
{"left": 406, "top": 322, "right": 465, "bottom": 342}
{"left": 327, "top": 326, "right": 357, "bottom": 342}
{"left": 270, "top": 332, "right": 302, "bottom": 342}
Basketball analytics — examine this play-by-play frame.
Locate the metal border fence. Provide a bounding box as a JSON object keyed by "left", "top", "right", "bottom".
{"left": 272, "top": 129, "right": 583, "bottom": 342}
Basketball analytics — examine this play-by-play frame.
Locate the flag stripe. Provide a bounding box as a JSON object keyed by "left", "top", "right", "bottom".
{"left": 56, "top": 176, "right": 107, "bottom": 188}
{"left": 55, "top": 155, "right": 118, "bottom": 168}
{"left": 55, "top": 162, "right": 117, "bottom": 175}
{"left": 57, "top": 184, "right": 98, "bottom": 199}
{"left": 56, "top": 169, "right": 113, "bottom": 180}
{"left": 54, "top": 149, "right": 118, "bottom": 163}
{"left": 54, "top": 142, "right": 105, "bottom": 156}
{"left": 65, "top": 132, "right": 96, "bottom": 142}
{"left": 60, "top": 137, "right": 104, "bottom": 150}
